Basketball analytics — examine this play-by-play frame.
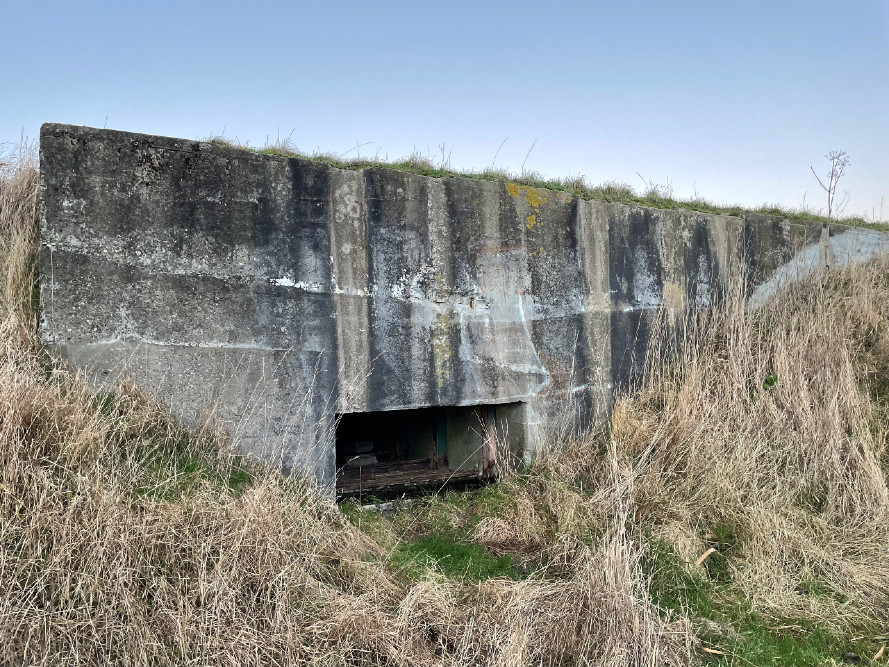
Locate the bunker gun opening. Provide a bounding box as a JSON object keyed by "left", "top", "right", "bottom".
{"left": 334, "top": 402, "right": 525, "bottom": 497}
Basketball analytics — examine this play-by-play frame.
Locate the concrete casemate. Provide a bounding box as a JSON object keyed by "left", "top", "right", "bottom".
{"left": 38, "top": 124, "right": 889, "bottom": 493}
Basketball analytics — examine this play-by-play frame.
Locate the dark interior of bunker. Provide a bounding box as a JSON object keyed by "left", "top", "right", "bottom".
{"left": 335, "top": 402, "right": 525, "bottom": 497}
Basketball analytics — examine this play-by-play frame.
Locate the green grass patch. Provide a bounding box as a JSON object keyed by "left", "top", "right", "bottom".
{"left": 339, "top": 500, "right": 399, "bottom": 549}
{"left": 645, "top": 539, "right": 882, "bottom": 666}
{"left": 388, "top": 490, "right": 474, "bottom": 538}
{"left": 699, "top": 522, "right": 739, "bottom": 584}
{"left": 473, "top": 483, "right": 519, "bottom": 517}
{"left": 392, "top": 533, "right": 519, "bottom": 582}
{"left": 133, "top": 448, "right": 253, "bottom": 501}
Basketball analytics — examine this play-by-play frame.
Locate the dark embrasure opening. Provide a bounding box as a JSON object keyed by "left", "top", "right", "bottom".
{"left": 334, "top": 402, "right": 525, "bottom": 497}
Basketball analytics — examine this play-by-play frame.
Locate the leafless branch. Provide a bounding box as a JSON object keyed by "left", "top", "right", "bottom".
{"left": 810, "top": 150, "right": 850, "bottom": 218}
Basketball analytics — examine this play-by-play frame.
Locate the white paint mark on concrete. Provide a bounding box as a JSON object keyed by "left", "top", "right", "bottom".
{"left": 270, "top": 277, "right": 325, "bottom": 292}
{"left": 77, "top": 335, "right": 294, "bottom": 352}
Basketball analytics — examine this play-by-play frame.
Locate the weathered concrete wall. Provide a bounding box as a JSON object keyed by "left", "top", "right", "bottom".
{"left": 38, "top": 124, "right": 889, "bottom": 489}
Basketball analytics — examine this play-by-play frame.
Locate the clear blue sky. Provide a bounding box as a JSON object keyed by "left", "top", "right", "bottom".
{"left": 3, "top": 0, "right": 887, "bottom": 219}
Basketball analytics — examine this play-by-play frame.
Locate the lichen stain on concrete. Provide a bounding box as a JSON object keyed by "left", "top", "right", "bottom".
{"left": 333, "top": 180, "right": 361, "bottom": 225}
{"left": 505, "top": 183, "right": 548, "bottom": 209}
{"left": 506, "top": 183, "right": 549, "bottom": 229}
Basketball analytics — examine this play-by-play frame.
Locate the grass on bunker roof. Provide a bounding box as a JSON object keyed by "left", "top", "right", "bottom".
{"left": 4, "top": 143, "right": 889, "bottom": 665}
{"left": 206, "top": 135, "right": 889, "bottom": 231}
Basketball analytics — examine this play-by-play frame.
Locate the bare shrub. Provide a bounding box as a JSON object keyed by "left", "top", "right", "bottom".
{"left": 811, "top": 150, "right": 851, "bottom": 218}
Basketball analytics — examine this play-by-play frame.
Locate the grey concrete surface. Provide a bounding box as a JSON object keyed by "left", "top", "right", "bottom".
{"left": 38, "top": 124, "right": 889, "bottom": 491}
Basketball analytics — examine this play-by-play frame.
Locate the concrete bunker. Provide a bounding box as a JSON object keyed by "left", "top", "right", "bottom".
{"left": 335, "top": 402, "right": 526, "bottom": 496}
{"left": 37, "top": 124, "right": 889, "bottom": 493}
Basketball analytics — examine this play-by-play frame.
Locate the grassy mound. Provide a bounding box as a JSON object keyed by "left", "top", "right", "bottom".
{"left": 2, "top": 149, "right": 888, "bottom": 665}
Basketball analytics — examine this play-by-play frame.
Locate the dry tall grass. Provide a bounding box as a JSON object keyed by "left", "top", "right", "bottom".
{"left": 2, "top": 149, "right": 888, "bottom": 665}
{"left": 608, "top": 270, "right": 889, "bottom": 632}
{"left": 0, "top": 144, "right": 39, "bottom": 347}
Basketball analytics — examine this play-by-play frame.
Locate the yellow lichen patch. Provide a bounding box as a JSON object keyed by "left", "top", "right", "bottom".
{"left": 523, "top": 187, "right": 547, "bottom": 208}
{"left": 506, "top": 182, "right": 548, "bottom": 230}
{"left": 505, "top": 183, "right": 548, "bottom": 207}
